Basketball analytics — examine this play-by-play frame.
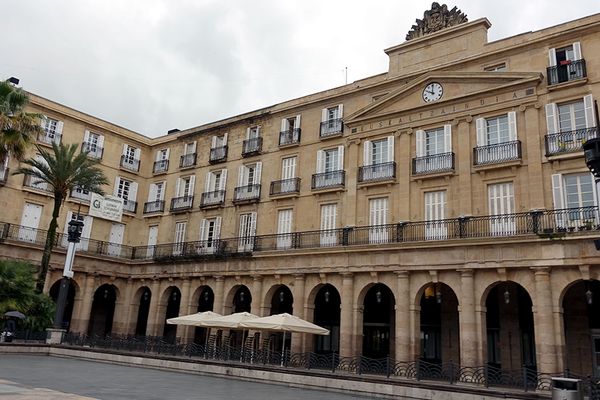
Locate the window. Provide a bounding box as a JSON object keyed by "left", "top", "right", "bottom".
{"left": 176, "top": 176, "right": 195, "bottom": 198}
{"left": 488, "top": 182, "right": 515, "bottom": 235}
{"left": 414, "top": 125, "right": 452, "bottom": 174}
{"left": 277, "top": 209, "right": 293, "bottom": 249}
{"left": 114, "top": 177, "right": 138, "bottom": 213}
{"left": 173, "top": 221, "right": 187, "bottom": 255}
{"left": 558, "top": 101, "right": 586, "bottom": 132}
{"left": 548, "top": 42, "right": 585, "bottom": 84}
{"left": 211, "top": 133, "right": 228, "bottom": 149}
{"left": 243, "top": 126, "right": 262, "bottom": 155}
{"left": 486, "top": 115, "right": 510, "bottom": 145}
{"left": 72, "top": 185, "right": 90, "bottom": 201}
{"left": 314, "top": 146, "right": 345, "bottom": 189}
{"left": 320, "top": 105, "right": 344, "bottom": 136}
{"left": 279, "top": 116, "right": 301, "bottom": 145}
{"left": 121, "top": 144, "right": 141, "bottom": 171}
{"left": 237, "top": 163, "right": 262, "bottom": 187}
{"left": 154, "top": 148, "right": 170, "bottom": 173}
{"left": 145, "top": 182, "right": 165, "bottom": 213}
{"left": 238, "top": 212, "right": 257, "bottom": 252}
{"left": 372, "top": 138, "right": 389, "bottom": 164}
{"left": 545, "top": 95, "right": 596, "bottom": 155}
{"left": 83, "top": 130, "right": 104, "bottom": 158}
{"left": 199, "top": 217, "right": 222, "bottom": 254}
{"left": 41, "top": 117, "right": 63, "bottom": 144}
{"left": 206, "top": 169, "right": 227, "bottom": 192}
{"left": 424, "top": 191, "right": 447, "bottom": 240}
{"left": 552, "top": 173, "right": 598, "bottom": 227}
{"left": 320, "top": 204, "right": 337, "bottom": 246}
{"left": 484, "top": 63, "right": 506, "bottom": 72}
{"left": 369, "top": 198, "right": 388, "bottom": 243}
{"left": 324, "top": 149, "right": 339, "bottom": 172}
{"left": 281, "top": 157, "right": 297, "bottom": 179}
{"left": 247, "top": 126, "right": 260, "bottom": 139}
{"left": 475, "top": 113, "right": 518, "bottom": 164}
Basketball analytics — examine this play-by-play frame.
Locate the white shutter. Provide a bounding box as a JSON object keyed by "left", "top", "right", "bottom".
{"left": 321, "top": 108, "right": 327, "bottom": 122}
{"left": 281, "top": 118, "right": 289, "bottom": 132}
{"left": 552, "top": 174, "right": 565, "bottom": 210}
{"left": 134, "top": 148, "right": 141, "bottom": 160}
{"left": 97, "top": 134, "right": 105, "bottom": 149}
{"left": 573, "top": 42, "right": 582, "bottom": 60}
{"left": 165, "top": 148, "right": 170, "bottom": 160}
{"left": 254, "top": 162, "right": 262, "bottom": 185}
{"left": 476, "top": 118, "right": 486, "bottom": 146}
{"left": 175, "top": 178, "right": 181, "bottom": 197}
{"left": 294, "top": 115, "right": 301, "bottom": 129}
{"left": 214, "top": 217, "right": 222, "bottom": 240}
{"left": 548, "top": 48, "right": 557, "bottom": 67}
{"left": 337, "top": 145, "right": 344, "bottom": 170}
{"left": 223, "top": 133, "right": 228, "bottom": 146}
{"left": 316, "top": 150, "right": 325, "bottom": 173}
{"left": 256, "top": 126, "right": 261, "bottom": 136}
{"left": 220, "top": 169, "right": 228, "bottom": 191}
{"left": 148, "top": 183, "right": 157, "bottom": 202}
{"left": 113, "top": 177, "right": 121, "bottom": 196}
{"left": 387, "top": 136, "right": 395, "bottom": 162}
{"left": 545, "top": 103, "right": 559, "bottom": 134}
{"left": 129, "top": 181, "right": 138, "bottom": 202}
{"left": 211, "top": 136, "right": 217, "bottom": 149}
{"left": 159, "top": 182, "right": 166, "bottom": 200}
{"left": 338, "top": 104, "right": 344, "bottom": 118}
{"left": 508, "top": 111, "right": 517, "bottom": 141}
{"left": 278, "top": 209, "right": 293, "bottom": 234}
{"left": 282, "top": 157, "right": 296, "bottom": 179}
{"left": 122, "top": 144, "right": 128, "bottom": 156}
{"left": 443, "top": 124, "right": 452, "bottom": 153}
{"left": 155, "top": 150, "right": 162, "bottom": 162}
{"left": 246, "top": 127, "right": 251, "bottom": 139}
{"left": 249, "top": 212, "right": 257, "bottom": 237}
{"left": 199, "top": 219, "right": 207, "bottom": 241}
{"left": 584, "top": 95, "right": 596, "bottom": 128}
{"left": 84, "top": 130, "right": 90, "bottom": 142}
{"left": 416, "top": 130, "right": 425, "bottom": 157}
{"left": 56, "top": 121, "right": 64, "bottom": 138}
{"left": 239, "top": 214, "right": 248, "bottom": 236}
{"left": 204, "top": 172, "right": 212, "bottom": 192}
{"left": 363, "top": 141, "right": 372, "bottom": 166}
{"left": 189, "top": 175, "right": 196, "bottom": 194}
{"left": 237, "top": 165, "right": 245, "bottom": 186}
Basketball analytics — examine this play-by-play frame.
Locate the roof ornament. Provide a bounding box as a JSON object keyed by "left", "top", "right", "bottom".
{"left": 405, "top": 3, "right": 468, "bottom": 41}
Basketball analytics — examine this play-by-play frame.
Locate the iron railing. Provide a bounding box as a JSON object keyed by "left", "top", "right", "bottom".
{"left": 170, "top": 195, "right": 194, "bottom": 212}
{"left": 358, "top": 162, "right": 396, "bottom": 183}
{"left": 23, "top": 175, "right": 52, "bottom": 193}
{"left": 473, "top": 140, "right": 521, "bottom": 165}
{"left": 0, "top": 168, "right": 7, "bottom": 185}
{"left": 120, "top": 155, "right": 140, "bottom": 172}
{"left": 270, "top": 178, "right": 300, "bottom": 195}
{"left": 143, "top": 200, "right": 165, "bottom": 214}
{"left": 545, "top": 127, "right": 598, "bottom": 156}
{"left": 60, "top": 333, "right": 600, "bottom": 395}
{"left": 37, "top": 132, "right": 61, "bottom": 145}
{"left": 200, "top": 190, "right": 226, "bottom": 208}
{"left": 279, "top": 128, "right": 301, "bottom": 146}
{"left": 179, "top": 153, "right": 197, "bottom": 168}
{"left": 81, "top": 142, "right": 104, "bottom": 159}
{"left": 233, "top": 184, "right": 261, "bottom": 203}
{"left": 242, "top": 137, "right": 262, "bottom": 157}
{"left": 320, "top": 118, "right": 343, "bottom": 138}
{"left": 209, "top": 146, "right": 228, "bottom": 163}
{"left": 1, "top": 206, "right": 599, "bottom": 262}
{"left": 412, "top": 152, "right": 455, "bottom": 175}
{"left": 311, "top": 170, "right": 345, "bottom": 190}
{"left": 122, "top": 199, "right": 137, "bottom": 214}
{"left": 153, "top": 160, "right": 169, "bottom": 174}
{"left": 547, "top": 59, "right": 587, "bottom": 86}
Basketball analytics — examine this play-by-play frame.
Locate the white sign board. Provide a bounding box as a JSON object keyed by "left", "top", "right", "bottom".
{"left": 89, "top": 193, "right": 123, "bottom": 222}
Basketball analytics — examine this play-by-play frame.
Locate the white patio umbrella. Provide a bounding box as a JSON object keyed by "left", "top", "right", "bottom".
{"left": 201, "top": 312, "right": 260, "bottom": 361}
{"left": 239, "top": 313, "right": 330, "bottom": 366}
{"left": 167, "top": 311, "right": 222, "bottom": 354}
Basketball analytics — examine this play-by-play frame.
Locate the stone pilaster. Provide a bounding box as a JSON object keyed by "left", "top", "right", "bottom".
{"left": 112, "top": 278, "right": 133, "bottom": 335}
{"left": 291, "top": 274, "right": 306, "bottom": 353}
{"left": 395, "top": 270, "right": 411, "bottom": 361}
{"left": 253, "top": 275, "right": 264, "bottom": 316}
{"left": 459, "top": 269, "right": 477, "bottom": 366}
{"left": 70, "top": 274, "right": 96, "bottom": 334}
{"left": 339, "top": 272, "right": 354, "bottom": 358}
{"left": 532, "top": 267, "right": 558, "bottom": 373}
{"left": 214, "top": 276, "right": 225, "bottom": 314}
{"left": 178, "top": 278, "right": 192, "bottom": 342}
{"left": 145, "top": 279, "right": 161, "bottom": 336}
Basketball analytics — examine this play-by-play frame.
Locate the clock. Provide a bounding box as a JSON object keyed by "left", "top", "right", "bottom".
{"left": 422, "top": 82, "right": 443, "bottom": 102}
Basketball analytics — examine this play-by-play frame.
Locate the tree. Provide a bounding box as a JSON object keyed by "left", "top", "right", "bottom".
{"left": 0, "top": 79, "right": 44, "bottom": 162}
{"left": 15, "top": 142, "right": 108, "bottom": 292}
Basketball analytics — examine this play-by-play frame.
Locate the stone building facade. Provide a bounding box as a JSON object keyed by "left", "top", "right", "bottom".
{"left": 1, "top": 7, "right": 600, "bottom": 377}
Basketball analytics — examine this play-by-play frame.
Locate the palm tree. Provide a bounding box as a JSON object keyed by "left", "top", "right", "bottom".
{"left": 0, "top": 79, "right": 44, "bottom": 162}
{"left": 15, "top": 142, "right": 108, "bottom": 292}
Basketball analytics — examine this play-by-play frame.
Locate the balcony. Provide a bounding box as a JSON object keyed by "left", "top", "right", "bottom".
{"left": 37, "top": 132, "right": 61, "bottom": 146}
{"left": 180, "top": 153, "right": 197, "bottom": 169}
{"left": 170, "top": 195, "right": 194, "bottom": 212}
{"left": 122, "top": 199, "right": 137, "bottom": 214}
{"left": 358, "top": 162, "right": 396, "bottom": 183}
{"left": 412, "top": 152, "right": 455, "bottom": 175}
{"left": 547, "top": 59, "right": 586, "bottom": 86}
{"left": 143, "top": 200, "right": 165, "bottom": 214}
{"left": 200, "top": 190, "right": 226, "bottom": 208}
{"left": 209, "top": 146, "right": 228, "bottom": 164}
{"left": 473, "top": 140, "right": 521, "bottom": 166}
{"left": 545, "top": 127, "right": 598, "bottom": 156}
{"left": 233, "top": 184, "right": 261, "bottom": 203}
{"left": 23, "top": 175, "right": 52, "bottom": 194}
{"left": 320, "top": 118, "right": 343, "bottom": 138}
{"left": 81, "top": 142, "right": 104, "bottom": 159}
{"left": 311, "top": 170, "right": 345, "bottom": 190}
{"left": 279, "top": 128, "right": 301, "bottom": 146}
{"left": 0, "top": 168, "right": 8, "bottom": 185}
{"left": 270, "top": 178, "right": 300, "bottom": 196}
{"left": 120, "top": 155, "right": 140, "bottom": 172}
{"left": 242, "top": 137, "right": 262, "bottom": 157}
{"left": 153, "top": 160, "right": 169, "bottom": 174}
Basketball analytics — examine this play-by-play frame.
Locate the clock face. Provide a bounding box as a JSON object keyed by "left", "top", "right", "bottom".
{"left": 422, "top": 82, "right": 443, "bottom": 102}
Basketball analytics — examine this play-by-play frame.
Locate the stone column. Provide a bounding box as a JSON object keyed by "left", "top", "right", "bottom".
{"left": 395, "top": 270, "right": 411, "bottom": 362}
{"left": 112, "top": 278, "right": 133, "bottom": 335}
{"left": 213, "top": 276, "right": 225, "bottom": 314}
{"left": 253, "top": 275, "right": 264, "bottom": 316}
{"left": 145, "top": 279, "right": 161, "bottom": 336}
{"left": 459, "top": 269, "right": 477, "bottom": 366}
{"left": 178, "top": 278, "right": 192, "bottom": 342}
{"left": 339, "top": 272, "right": 354, "bottom": 357}
{"left": 456, "top": 118, "right": 473, "bottom": 215}
{"left": 291, "top": 274, "right": 306, "bottom": 353}
{"left": 70, "top": 274, "right": 96, "bottom": 334}
{"left": 532, "top": 267, "right": 558, "bottom": 373}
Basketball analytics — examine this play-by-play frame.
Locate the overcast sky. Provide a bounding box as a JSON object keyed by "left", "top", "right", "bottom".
{"left": 2, "top": 0, "right": 598, "bottom": 137}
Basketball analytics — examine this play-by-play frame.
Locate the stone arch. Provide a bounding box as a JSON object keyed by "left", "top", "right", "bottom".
{"left": 191, "top": 285, "right": 215, "bottom": 345}
{"left": 157, "top": 285, "right": 181, "bottom": 342}
{"left": 360, "top": 283, "right": 396, "bottom": 359}
{"left": 49, "top": 278, "right": 80, "bottom": 332}
{"left": 264, "top": 284, "right": 293, "bottom": 315}
{"left": 131, "top": 286, "right": 152, "bottom": 336}
{"left": 311, "top": 283, "right": 341, "bottom": 354}
{"left": 224, "top": 284, "right": 252, "bottom": 314}
{"left": 88, "top": 283, "right": 118, "bottom": 336}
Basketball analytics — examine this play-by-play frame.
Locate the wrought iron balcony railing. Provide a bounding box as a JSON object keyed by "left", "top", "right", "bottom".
{"left": 143, "top": 200, "right": 165, "bottom": 214}
{"left": 311, "top": 170, "right": 345, "bottom": 190}
{"left": 0, "top": 168, "right": 8, "bottom": 185}
{"left": 270, "top": 178, "right": 300, "bottom": 195}
{"left": 37, "top": 132, "right": 61, "bottom": 145}
{"left": 122, "top": 199, "right": 137, "bottom": 214}
{"left": 120, "top": 155, "right": 140, "bottom": 172}
{"left": 544, "top": 127, "right": 598, "bottom": 156}
{"left": 358, "top": 162, "right": 396, "bottom": 183}
{"left": 179, "top": 153, "right": 197, "bottom": 169}
{"left": 209, "top": 146, "right": 228, "bottom": 163}
{"left": 473, "top": 140, "right": 521, "bottom": 166}
{"left": 170, "top": 195, "right": 194, "bottom": 212}
{"left": 233, "top": 184, "right": 261, "bottom": 203}
{"left": 279, "top": 128, "right": 301, "bottom": 146}
{"left": 81, "top": 142, "right": 104, "bottom": 159}
{"left": 23, "top": 175, "right": 52, "bottom": 193}
{"left": 319, "top": 118, "right": 343, "bottom": 138}
{"left": 242, "top": 137, "right": 262, "bottom": 157}
{"left": 412, "top": 152, "right": 455, "bottom": 175}
{"left": 547, "top": 59, "right": 586, "bottom": 85}
{"left": 200, "top": 190, "right": 226, "bottom": 208}
{"left": 153, "top": 160, "right": 169, "bottom": 174}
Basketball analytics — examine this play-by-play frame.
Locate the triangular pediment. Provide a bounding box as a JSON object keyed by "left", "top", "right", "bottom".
{"left": 346, "top": 71, "right": 543, "bottom": 125}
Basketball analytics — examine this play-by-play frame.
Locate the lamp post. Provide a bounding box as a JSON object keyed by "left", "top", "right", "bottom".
{"left": 47, "top": 217, "right": 83, "bottom": 343}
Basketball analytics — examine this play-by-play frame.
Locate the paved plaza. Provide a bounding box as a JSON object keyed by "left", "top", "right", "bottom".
{"left": 0, "top": 355, "right": 376, "bottom": 399}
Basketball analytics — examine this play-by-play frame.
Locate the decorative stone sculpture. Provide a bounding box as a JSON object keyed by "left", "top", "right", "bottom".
{"left": 406, "top": 3, "right": 468, "bottom": 41}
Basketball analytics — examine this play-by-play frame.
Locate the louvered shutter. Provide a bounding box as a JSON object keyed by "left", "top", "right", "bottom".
{"left": 416, "top": 130, "right": 425, "bottom": 157}
{"left": 199, "top": 219, "right": 207, "bottom": 241}
{"left": 443, "top": 125, "right": 452, "bottom": 153}
{"left": 211, "top": 136, "right": 217, "bottom": 149}
{"left": 159, "top": 182, "right": 166, "bottom": 200}
{"left": 545, "top": 103, "right": 559, "bottom": 134}
{"left": 134, "top": 148, "right": 141, "bottom": 161}
{"left": 189, "top": 175, "right": 195, "bottom": 194}
{"left": 223, "top": 133, "right": 228, "bottom": 146}
{"left": 204, "top": 172, "right": 212, "bottom": 192}
{"left": 316, "top": 150, "right": 325, "bottom": 173}
{"left": 113, "top": 177, "right": 121, "bottom": 196}
{"left": 84, "top": 130, "right": 90, "bottom": 143}
{"left": 55, "top": 121, "right": 64, "bottom": 141}
{"left": 295, "top": 115, "right": 301, "bottom": 129}
{"left": 129, "top": 181, "right": 138, "bottom": 202}
{"left": 508, "top": 112, "right": 517, "bottom": 141}
{"left": 338, "top": 104, "right": 344, "bottom": 118}
{"left": 476, "top": 118, "right": 486, "bottom": 146}
{"left": 237, "top": 165, "right": 245, "bottom": 186}
{"left": 214, "top": 217, "right": 222, "bottom": 240}
{"left": 584, "top": 95, "right": 596, "bottom": 128}
{"left": 220, "top": 169, "right": 228, "bottom": 191}
{"left": 97, "top": 134, "right": 105, "bottom": 150}
{"left": 249, "top": 212, "right": 257, "bottom": 237}
{"left": 165, "top": 148, "right": 170, "bottom": 160}
{"left": 321, "top": 108, "right": 327, "bottom": 122}
{"left": 246, "top": 127, "right": 251, "bottom": 139}
{"left": 155, "top": 150, "right": 162, "bottom": 161}
{"left": 148, "top": 183, "right": 157, "bottom": 201}
{"left": 337, "top": 146, "right": 344, "bottom": 170}
{"left": 281, "top": 118, "right": 289, "bottom": 132}
{"left": 122, "top": 144, "right": 128, "bottom": 156}
{"left": 551, "top": 174, "right": 565, "bottom": 227}
{"left": 573, "top": 42, "right": 582, "bottom": 60}
{"left": 548, "top": 48, "right": 557, "bottom": 67}
{"left": 387, "top": 136, "right": 395, "bottom": 162}
{"left": 175, "top": 178, "right": 181, "bottom": 197}
{"left": 254, "top": 162, "right": 262, "bottom": 185}
{"left": 363, "top": 141, "right": 372, "bottom": 166}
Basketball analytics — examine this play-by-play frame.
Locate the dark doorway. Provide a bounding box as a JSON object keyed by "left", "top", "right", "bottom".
{"left": 420, "top": 283, "right": 460, "bottom": 365}
{"left": 363, "top": 283, "right": 395, "bottom": 359}
{"left": 88, "top": 284, "right": 117, "bottom": 336}
{"left": 268, "top": 286, "right": 293, "bottom": 356}
{"left": 134, "top": 287, "right": 151, "bottom": 336}
{"left": 314, "top": 284, "right": 340, "bottom": 354}
{"left": 49, "top": 279, "right": 76, "bottom": 331}
{"left": 194, "top": 286, "right": 214, "bottom": 345}
{"left": 162, "top": 287, "right": 181, "bottom": 343}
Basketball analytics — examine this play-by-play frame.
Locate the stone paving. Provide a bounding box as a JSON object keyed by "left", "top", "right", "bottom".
{"left": 0, "top": 355, "right": 375, "bottom": 399}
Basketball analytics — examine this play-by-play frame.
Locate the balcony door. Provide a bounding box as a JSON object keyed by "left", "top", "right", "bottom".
{"left": 425, "top": 191, "right": 447, "bottom": 240}
{"left": 320, "top": 204, "right": 337, "bottom": 246}
{"left": 488, "top": 182, "right": 515, "bottom": 235}
{"left": 369, "top": 198, "right": 388, "bottom": 243}
{"left": 277, "top": 209, "right": 293, "bottom": 249}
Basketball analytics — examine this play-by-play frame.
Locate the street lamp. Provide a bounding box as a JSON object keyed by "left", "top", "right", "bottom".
{"left": 584, "top": 138, "right": 600, "bottom": 181}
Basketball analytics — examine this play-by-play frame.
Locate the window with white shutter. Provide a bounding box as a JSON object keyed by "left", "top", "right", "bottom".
{"left": 320, "top": 105, "right": 343, "bottom": 137}
{"left": 320, "top": 204, "right": 337, "bottom": 246}
{"left": 369, "top": 198, "right": 388, "bottom": 243}
{"left": 548, "top": 42, "right": 585, "bottom": 84}
{"left": 277, "top": 209, "right": 293, "bottom": 249}
{"left": 83, "top": 131, "right": 104, "bottom": 159}
{"left": 488, "top": 182, "right": 516, "bottom": 235}
{"left": 238, "top": 212, "right": 257, "bottom": 252}
{"left": 553, "top": 173, "right": 599, "bottom": 226}
{"left": 146, "top": 225, "right": 158, "bottom": 258}
{"left": 40, "top": 117, "right": 62, "bottom": 144}
{"left": 199, "top": 217, "right": 222, "bottom": 254}
{"left": 474, "top": 114, "right": 519, "bottom": 164}
{"left": 173, "top": 221, "right": 187, "bottom": 255}
{"left": 424, "top": 191, "right": 447, "bottom": 240}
